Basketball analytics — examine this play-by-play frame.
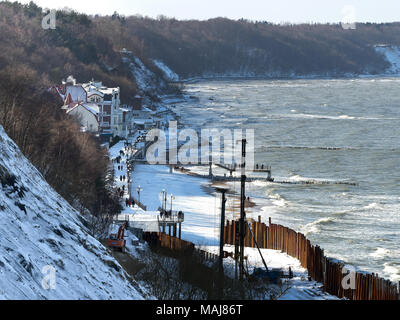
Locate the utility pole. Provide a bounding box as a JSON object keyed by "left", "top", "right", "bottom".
{"left": 239, "top": 138, "right": 247, "bottom": 282}
{"left": 216, "top": 188, "right": 228, "bottom": 272}
{"left": 161, "top": 189, "right": 167, "bottom": 211}
{"left": 136, "top": 185, "right": 143, "bottom": 204}
{"left": 208, "top": 136, "right": 213, "bottom": 177}
{"left": 215, "top": 186, "right": 228, "bottom": 298}
{"left": 170, "top": 194, "right": 175, "bottom": 212}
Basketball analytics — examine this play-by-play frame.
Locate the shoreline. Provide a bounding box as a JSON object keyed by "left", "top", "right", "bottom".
{"left": 178, "top": 72, "right": 400, "bottom": 84}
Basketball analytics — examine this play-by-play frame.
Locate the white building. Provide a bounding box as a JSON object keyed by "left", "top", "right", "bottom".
{"left": 66, "top": 103, "right": 100, "bottom": 133}
{"left": 55, "top": 76, "right": 127, "bottom": 139}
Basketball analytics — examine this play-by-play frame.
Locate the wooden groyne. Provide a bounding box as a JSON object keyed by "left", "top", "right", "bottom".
{"left": 224, "top": 217, "right": 400, "bottom": 300}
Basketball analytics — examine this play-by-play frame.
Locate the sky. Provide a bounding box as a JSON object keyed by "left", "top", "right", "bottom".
{"left": 19, "top": 0, "right": 400, "bottom": 23}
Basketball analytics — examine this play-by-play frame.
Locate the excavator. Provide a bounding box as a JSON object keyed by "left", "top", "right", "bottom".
{"left": 106, "top": 222, "right": 127, "bottom": 252}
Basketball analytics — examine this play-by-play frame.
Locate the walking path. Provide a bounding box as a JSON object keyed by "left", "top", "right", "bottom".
{"left": 109, "top": 138, "right": 337, "bottom": 300}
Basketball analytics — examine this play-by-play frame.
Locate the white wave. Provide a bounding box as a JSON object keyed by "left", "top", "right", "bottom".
{"left": 369, "top": 247, "right": 390, "bottom": 258}
{"left": 267, "top": 189, "right": 289, "bottom": 207}
{"left": 338, "top": 115, "right": 355, "bottom": 119}
{"left": 261, "top": 145, "right": 357, "bottom": 151}
{"left": 271, "top": 113, "right": 394, "bottom": 121}
{"left": 301, "top": 217, "right": 335, "bottom": 235}
{"left": 363, "top": 202, "right": 383, "bottom": 210}
{"left": 383, "top": 263, "right": 400, "bottom": 282}
{"left": 277, "top": 113, "right": 356, "bottom": 120}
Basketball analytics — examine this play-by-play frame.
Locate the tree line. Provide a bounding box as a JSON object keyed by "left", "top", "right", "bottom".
{"left": 1, "top": 1, "right": 400, "bottom": 229}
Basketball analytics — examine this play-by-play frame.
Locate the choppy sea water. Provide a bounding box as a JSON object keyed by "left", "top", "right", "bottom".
{"left": 172, "top": 78, "right": 400, "bottom": 282}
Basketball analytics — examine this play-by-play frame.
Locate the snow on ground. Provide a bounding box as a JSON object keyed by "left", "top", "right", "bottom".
{"left": 375, "top": 45, "right": 400, "bottom": 74}
{"left": 108, "top": 138, "right": 151, "bottom": 214}
{"left": 203, "top": 245, "right": 338, "bottom": 300}
{"left": 129, "top": 163, "right": 337, "bottom": 299}
{"left": 0, "top": 126, "right": 147, "bottom": 299}
{"left": 109, "top": 138, "right": 336, "bottom": 300}
{"left": 153, "top": 60, "right": 179, "bottom": 82}
{"left": 130, "top": 164, "right": 220, "bottom": 245}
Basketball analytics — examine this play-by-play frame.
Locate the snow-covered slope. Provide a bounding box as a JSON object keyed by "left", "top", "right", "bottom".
{"left": 122, "top": 54, "right": 179, "bottom": 99}
{"left": 375, "top": 45, "right": 400, "bottom": 74}
{"left": 0, "top": 126, "right": 146, "bottom": 300}
{"left": 153, "top": 60, "right": 179, "bottom": 82}
{"left": 123, "top": 55, "right": 159, "bottom": 92}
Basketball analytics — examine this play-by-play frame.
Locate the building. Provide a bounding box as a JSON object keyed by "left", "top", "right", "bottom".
{"left": 66, "top": 103, "right": 100, "bottom": 133}
{"left": 54, "top": 76, "right": 125, "bottom": 139}
{"left": 82, "top": 80, "right": 121, "bottom": 138}
{"left": 53, "top": 75, "right": 162, "bottom": 139}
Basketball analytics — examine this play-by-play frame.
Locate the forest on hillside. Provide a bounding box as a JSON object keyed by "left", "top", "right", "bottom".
{"left": 0, "top": 1, "right": 400, "bottom": 226}
{"left": 104, "top": 14, "right": 400, "bottom": 77}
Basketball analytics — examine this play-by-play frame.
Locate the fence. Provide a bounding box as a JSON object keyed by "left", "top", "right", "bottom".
{"left": 143, "top": 232, "right": 219, "bottom": 263}
{"left": 224, "top": 216, "right": 400, "bottom": 300}
{"left": 195, "top": 248, "right": 219, "bottom": 264}
{"left": 143, "top": 232, "right": 194, "bottom": 252}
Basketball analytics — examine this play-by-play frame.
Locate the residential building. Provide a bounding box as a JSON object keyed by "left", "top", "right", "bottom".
{"left": 54, "top": 76, "right": 125, "bottom": 139}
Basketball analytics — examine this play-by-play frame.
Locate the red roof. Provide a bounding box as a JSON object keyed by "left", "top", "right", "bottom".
{"left": 64, "top": 93, "right": 73, "bottom": 106}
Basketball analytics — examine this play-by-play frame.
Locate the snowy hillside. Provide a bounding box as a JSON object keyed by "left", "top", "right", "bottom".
{"left": 375, "top": 45, "right": 400, "bottom": 74}
{"left": 0, "top": 126, "right": 146, "bottom": 299}
{"left": 153, "top": 60, "right": 179, "bottom": 81}
{"left": 122, "top": 54, "right": 167, "bottom": 94}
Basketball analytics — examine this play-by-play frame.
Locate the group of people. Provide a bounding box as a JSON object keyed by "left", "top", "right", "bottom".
{"left": 113, "top": 156, "right": 122, "bottom": 164}
{"left": 125, "top": 198, "right": 135, "bottom": 208}
{"left": 159, "top": 209, "right": 184, "bottom": 220}
{"left": 117, "top": 186, "right": 125, "bottom": 198}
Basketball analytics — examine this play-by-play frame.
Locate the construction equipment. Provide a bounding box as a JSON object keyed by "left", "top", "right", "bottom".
{"left": 251, "top": 268, "right": 283, "bottom": 285}
{"left": 107, "top": 222, "right": 127, "bottom": 252}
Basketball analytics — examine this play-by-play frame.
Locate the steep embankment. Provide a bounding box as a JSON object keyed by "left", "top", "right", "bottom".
{"left": 119, "top": 18, "right": 400, "bottom": 78}
{"left": 375, "top": 45, "right": 400, "bottom": 74}
{"left": 0, "top": 126, "right": 147, "bottom": 299}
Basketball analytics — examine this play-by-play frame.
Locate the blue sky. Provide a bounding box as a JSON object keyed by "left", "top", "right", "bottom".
{"left": 19, "top": 0, "right": 400, "bottom": 23}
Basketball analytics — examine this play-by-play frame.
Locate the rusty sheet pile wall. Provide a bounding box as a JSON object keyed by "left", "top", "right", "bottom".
{"left": 224, "top": 217, "right": 399, "bottom": 300}
{"left": 143, "top": 232, "right": 194, "bottom": 251}
{"left": 143, "top": 232, "right": 218, "bottom": 262}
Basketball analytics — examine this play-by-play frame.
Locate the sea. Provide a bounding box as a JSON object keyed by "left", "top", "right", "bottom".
{"left": 171, "top": 77, "right": 400, "bottom": 282}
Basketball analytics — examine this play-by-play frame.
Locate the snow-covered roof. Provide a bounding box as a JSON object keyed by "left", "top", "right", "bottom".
{"left": 87, "top": 89, "right": 104, "bottom": 97}
{"left": 81, "top": 103, "right": 100, "bottom": 116}
{"left": 99, "top": 87, "right": 119, "bottom": 95}
{"left": 66, "top": 103, "right": 100, "bottom": 118}
{"left": 133, "top": 119, "right": 154, "bottom": 125}
{"left": 65, "top": 85, "right": 87, "bottom": 103}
